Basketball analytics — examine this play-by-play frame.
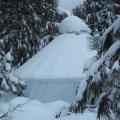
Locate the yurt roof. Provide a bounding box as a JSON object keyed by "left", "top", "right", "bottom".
{"left": 13, "top": 33, "right": 96, "bottom": 81}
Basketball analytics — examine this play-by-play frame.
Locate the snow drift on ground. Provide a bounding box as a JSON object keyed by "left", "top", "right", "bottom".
{"left": 0, "top": 97, "right": 54, "bottom": 120}
{"left": 10, "top": 97, "right": 54, "bottom": 120}
{"left": 59, "top": 16, "right": 91, "bottom": 33}
{"left": 44, "top": 100, "right": 69, "bottom": 116}
{"left": 13, "top": 33, "right": 96, "bottom": 80}
{"left": 0, "top": 97, "right": 97, "bottom": 120}
{"left": 58, "top": 110, "right": 97, "bottom": 120}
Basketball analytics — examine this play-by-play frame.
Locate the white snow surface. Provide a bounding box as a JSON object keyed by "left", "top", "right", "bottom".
{"left": 58, "top": 110, "right": 97, "bottom": 120}
{"left": 44, "top": 100, "right": 69, "bottom": 116}
{"left": 59, "top": 16, "right": 91, "bottom": 34}
{"left": 101, "top": 16, "right": 120, "bottom": 45}
{"left": 112, "top": 60, "right": 120, "bottom": 71}
{"left": 0, "top": 97, "right": 97, "bottom": 120}
{"left": 1, "top": 97, "right": 54, "bottom": 120}
{"left": 13, "top": 33, "right": 96, "bottom": 80}
{"left": 12, "top": 100, "right": 53, "bottom": 120}
{"left": 76, "top": 40, "right": 120, "bottom": 102}
{"left": 5, "top": 52, "right": 13, "bottom": 61}
{"left": 76, "top": 77, "right": 87, "bottom": 101}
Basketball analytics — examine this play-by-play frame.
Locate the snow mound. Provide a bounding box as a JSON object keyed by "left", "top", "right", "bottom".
{"left": 0, "top": 97, "right": 97, "bottom": 120}
{"left": 10, "top": 97, "right": 54, "bottom": 120}
{"left": 44, "top": 100, "right": 69, "bottom": 116}
{"left": 59, "top": 16, "right": 91, "bottom": 33}
{"left": 57, "top": 110, "right": 97, "bottom": 120}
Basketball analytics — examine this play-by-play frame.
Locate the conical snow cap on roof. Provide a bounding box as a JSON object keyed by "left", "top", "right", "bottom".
{"left": 13, "top": 33, "right": 96, "bottom": 80}
{"left": 59, "top": 16, "right": 91, "bottom": 34}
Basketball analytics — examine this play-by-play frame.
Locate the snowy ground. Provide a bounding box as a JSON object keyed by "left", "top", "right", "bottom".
{"left": 0, "top": 97, "right": 97, "bottom": 120}
{"left": 58, "top": 111, "right": 97, "bottom": 120}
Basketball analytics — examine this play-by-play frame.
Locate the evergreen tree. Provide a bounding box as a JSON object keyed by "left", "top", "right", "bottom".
{"left": 0, "top": 0, "right": 58, "bottom": 95}
{"left": 73, "top": 0, "right": 115, "bottom": 35}
{"left": 70, "top": 8, "right": 120, "bottom": 120}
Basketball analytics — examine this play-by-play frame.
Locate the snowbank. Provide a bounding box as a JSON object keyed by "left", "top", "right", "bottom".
{"left": 59, "top": 16, "right": 91, "bottom": 33}
{"left": 57, "top": 110, "right": 97, "bottom": 120}
{"left": 0, "top": 97, "right": 97, "bottom": 120}
{"left": 44, "top": 100, "right": 69, "bottom": 116}
{"left": 12, "top": 101, "right": 54, "bottom": 120}
{"left": 2, "top": 97, "right": 54, "bottom": 120}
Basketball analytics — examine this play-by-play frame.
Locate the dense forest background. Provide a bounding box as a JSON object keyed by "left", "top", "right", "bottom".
{"left": 0, "top": 0, "right": 67, "bottom": 95}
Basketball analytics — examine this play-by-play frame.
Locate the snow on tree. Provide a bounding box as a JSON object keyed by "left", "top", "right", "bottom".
{"left": 0, "top": 0, "right": 58, "bottom": 96}
{"left": 73, "top": 0, "right": 115, "bottom": 35}
{"left": 69, "top": 14, "right": 120, "bottom": 119}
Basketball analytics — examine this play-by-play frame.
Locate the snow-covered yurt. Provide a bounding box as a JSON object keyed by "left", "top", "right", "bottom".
{"left": 13, "top": 16, "right": 96, "bottom": 102}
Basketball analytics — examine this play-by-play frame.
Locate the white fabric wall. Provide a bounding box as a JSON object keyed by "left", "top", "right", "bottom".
{"left": 24, "top": 79, "right": 80, "bottom": 103}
